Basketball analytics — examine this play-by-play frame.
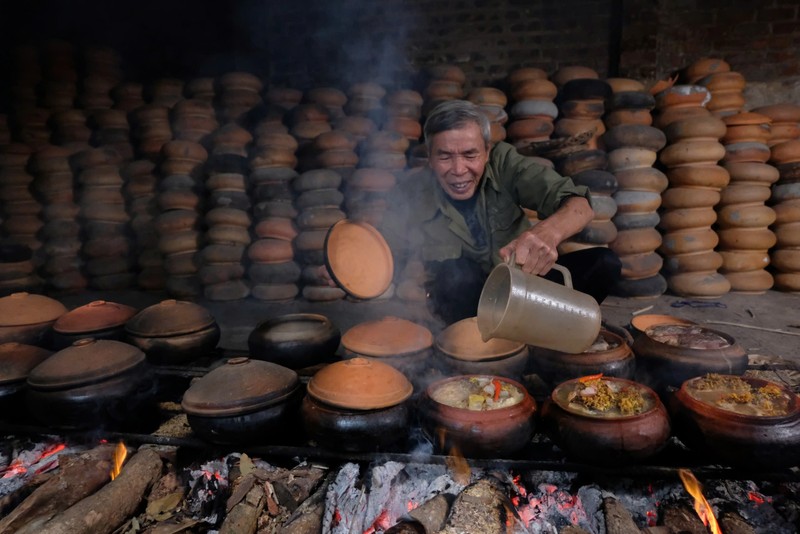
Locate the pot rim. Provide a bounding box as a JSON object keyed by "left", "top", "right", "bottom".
{"left": 551, "top": 376, "right": 663, "bottom": 420}
{"left": 424, "top": 374, "right": 535, "bottom": 415}
{"left": 638, "top": 324, "right": 739, "bottom": 352}
{"left": 251, "top": 313, "right": 336, "bottom": 343}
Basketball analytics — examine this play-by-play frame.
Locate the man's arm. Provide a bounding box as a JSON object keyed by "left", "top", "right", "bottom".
{"left": 499, "top": 196, "right": 593, "bottom": 275}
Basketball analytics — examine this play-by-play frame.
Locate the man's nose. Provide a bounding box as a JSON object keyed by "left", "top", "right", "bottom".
{"left": 450, "top": 155, "right": 467, "bottom": 175}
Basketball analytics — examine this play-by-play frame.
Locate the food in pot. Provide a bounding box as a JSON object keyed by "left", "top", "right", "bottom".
{"left": 430, "top": 376, "right": 524, "bottom": 411}
{"left": 645, "top": 324, "right": 730, "bottom": 349}
{"left": 687, "top": 374, "right": 793, "bottom": 417}
{"left": 565, "top": 376, "right": 650, "bottom": 416}
{"left": 583, "top": 333, "right": 619, "bottom": 353}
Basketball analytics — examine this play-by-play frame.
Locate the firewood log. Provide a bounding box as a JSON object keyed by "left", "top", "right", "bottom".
{"left": 603, "top": 497, "right": 642, "bottom": 534}
{"left": 33, "top": 448, "right": 164, "bottom": 534}
{"left": 278, "top": 472, "right": 332, "bottom": 534}
{"left": 219, "top": 474, "right": 265, "bottom": 534}
{"left": 0, "top": 444, "right": 116, "bottom": 534}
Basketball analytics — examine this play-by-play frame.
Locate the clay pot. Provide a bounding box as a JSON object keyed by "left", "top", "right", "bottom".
{"left": 629, "top": 314, "right": 696, "bottom": 337}
{"left": 669, "top": 375, "right": 800, "bottom": 468}
{"left": 530, "top": 329, "right": 635, "bottom": 387}
{"left": 125, "top": 299, "right": 220, "bottom": 365}
{"left": 0, "top": 292, "right": 67, "bottom": 345}
{"left": 541, "top": 377, "right": 670, "bottom": 464}
{"left": 418, "top": 375, "right": 536, "bottom": 458}
{"left": 26, "top": 338, "right": 153, "bottom": 429}
{"left": 435, "top": 317, "right": 529, "bottom": 380}
{"left": 302, "top": 357, "right": 413, "bottom": 451}
{"left": 633, "top": 324, "right": 747, "bottom": 393}
{"left": 248, "top": 313, "right": 341, "bottom": 369}
{"left": 0, "top": 342, "right": 52, "bottom": 407}
{"left": 181, "top": 357, "right": 302, "bottom": 444}
{"left": 52, "top": 300, "right": 137, "bottom": 349}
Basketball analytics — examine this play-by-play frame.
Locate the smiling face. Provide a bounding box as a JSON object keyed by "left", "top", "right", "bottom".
{"left": 428, "top": 122, "right": 490, "bottom": 201}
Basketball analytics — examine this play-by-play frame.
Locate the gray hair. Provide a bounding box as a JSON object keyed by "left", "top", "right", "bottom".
{"left": 423, "top": 100, "right": 491, "bottom": 151}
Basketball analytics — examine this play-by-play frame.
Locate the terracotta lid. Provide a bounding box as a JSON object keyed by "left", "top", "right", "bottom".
{"left": 342, "top": 316, "right": 433, "bottom": 357}
{"left": 436, "top": 317, "right": 525, "bottom": 362}
{"left": 630, "top": 314, "right": 695, "bottom": 335}
{"left": 307, "top": 357, "right": 413, "bottom": 409}
{"left": 54, "top": 300, "right": 138, "bottom": 334}
{"left": 0, "top": 342, "right": 53, "bottom": 385}
{"left": 182, "top": 357, "right": 299, "bottom": 417}
{"left": 27, "top": 338, "right": 145, "bottom": 390}
{"left": 722, "top": 112, "right": 771, "bottom": 126}
{"left": 125, "top": 299, "right": 216, "bottom": 337}
{"left": 324, "top": 220, "right": 393, "bottom": 299}
{"left": 0, "top": 292, "right": 67, "bottom": 327}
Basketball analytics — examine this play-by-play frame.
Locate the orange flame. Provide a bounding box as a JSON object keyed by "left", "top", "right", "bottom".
{"left": 678, "top": 469, "right": 722, "bottom": 534}
{"left": 437, "top": 428, "right": 471, "bottom": 486}
{"left": 110, "top": 442, "right": 127, "bottom": 481}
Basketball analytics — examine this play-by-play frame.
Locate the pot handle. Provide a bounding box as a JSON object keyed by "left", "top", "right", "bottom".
{"left": 505, "top": 252, "right": 573, "bottom": 289}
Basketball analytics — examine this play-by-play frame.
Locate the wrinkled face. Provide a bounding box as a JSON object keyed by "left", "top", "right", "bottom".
{"left": 428, "top": 122, "right": 490, "bottom": 201}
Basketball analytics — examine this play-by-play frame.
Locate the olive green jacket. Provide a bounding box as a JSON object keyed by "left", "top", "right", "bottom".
{"left": 379, "top": 142, "right": 591, "bottom": 280}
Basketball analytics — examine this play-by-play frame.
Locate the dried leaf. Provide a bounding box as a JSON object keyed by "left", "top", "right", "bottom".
{"left": 226, "top": 474, "right": 256, "bottom": 513}
{"left": 239, "top": 453, "right": 254, "bottom": 476}
{"left": 146, "top": 491, "right": 184, "bottom": 520}
{"left": 147, "top": 518, "right": 201, "bottom": 534}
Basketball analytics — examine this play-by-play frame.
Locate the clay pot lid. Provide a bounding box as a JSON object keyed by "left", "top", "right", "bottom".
{"left": 324, "top": 220, "right": 393, "bottom": 299}
{"left": 436, "top": 317, "right": 525, "bottom": 361}
{"left": 307, "top": 357, "right": 413, "bottom": 409}
{"left": 0, "top": 292, "right": 67, "bottom": 327}
{"left": 27, "top": 338, "right": 145, "bottom": 390}
{"left": 552, "top": 376, "right": 660, "bottom": 419}
{"left": 54, "top": 300, "right": 138, "bottom": 334}
{"left": 342, "top": 316, "right": 433, "bottom": 357}
{"left": 0, "top": 342, "right": 53, "bottom": 385}
{"left": 630, "top": 314, "right": 696, "bottom": 336}
{"left": 125, "top": 299, "right": 216, "bottom": 337}
{"left": 722, "top": 112, "right": 772, "bottom": 126}
{"left": 182, "top": 357, "right": 299, "bottom": 417}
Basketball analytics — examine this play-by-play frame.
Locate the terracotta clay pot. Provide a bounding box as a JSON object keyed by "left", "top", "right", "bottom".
{"left": 418, "top": 374, "right": 536, "bottom": 458}
{"left": 0, "top": 292, "right": 67, "bottom": 345}
{"left": 542, "top": 377, "right": 670, "bottom": 464}
{"left": 0, "top": 342, "right": 53, "bottom": 408}
{"left": 669, "top": 374, "right": 800, "bottom": 468}
{"left": 52, "top": 300, "right": 137, "bottom": 349}
{"left": 248, "top": 313, "right": 341, "bottom": 369}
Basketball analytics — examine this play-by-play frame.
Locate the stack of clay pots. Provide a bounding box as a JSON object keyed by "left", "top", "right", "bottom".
{"left": 423, "top": 64, "right": 466, "bottom": 116}
{"left": 0, "top": 144, "right": 42, "bottom": 255}
{"left": 185, "top": 78, "right": 216, "bottom": 104}
{"left": 752, "top": 104, "right": 800, "bottom": 147}
{"left": 309, "top": 131, "right": 359, "bottom": 178}
{"left": 290, "top": 103, "right": 332, "bottom": 149}
{"left": 383, "top": 89, "right": 424, "bottom": 146}
{"left": 264, "top": 87, "right": 303, "bottom": 117}
{"left": 12, "top": 108, "right": 51, "bottom": 150}
{"left": 77, "top": 58, "right": 120, "bottom": 111}
{"left": 466, "top": 87, "right": 508, "bottom": 144}
{"left": 217, "top": 72, "right": 263, "bottom": 125}
{"left": 111, "top": 82, "right": 145, "bottom": 113}
{"left": 122, "top": 159, "right": 165, "bottom": 291}
{"left": 306, "top": 87, "right": 348, "bottom": 123}
{"left": 50, "top": 110, "right": 92, "bottom": 153}
{"left": 156, "top": 140, "right": 207, "bottom": 298}
{"left": 31, "top": 145, "right": 86, "bottom": 294}
{"left": 553, "top": 75, "right": 609, "bottom": 150}
{"left": 247, "top": 130, "right": 301, "bottom": 302}
{"left": 658, "top": 116, "right": 731, "bottom": 297}
{"left": 171, "top": 99, "right": 218, "bottom": 145}
{"left": 767, "top": 138, "right": 800, "bottom": 292}
{"left": 201, "top": 125, "right": 254, "bottom": 301}
{"left": 89, "top": 109, "right": 134, "bottom": 162}
{"left": 652, "top": 84, "right": 711, "bottom": 130}
{"left": 75, "top": 147, "right": 134, "bottom": 290}
{"left": 505, "top": 68, "right": 558, "bottom": 150}
{"left": 715, "top": 112, "right": 778, "bottom": 293}
{"left": 685, "top": 58, "right": 746, "bottom": 117}
{"left": 39, "top": 40, "right": 78, "bottom": 112}
{"left": 294, "top": 169, "right": 346, "bottom": 302}
{"left": 345, "top": 82, "right": 386, "bottom": 123}
{"left": 603, "top": 79, "right": 668, "bottom": 297}
{"left": 358, "top": 130, "right": 409, "bottom": 173}
{"left": 147, "top": 78, "right": 184, "bottom": 109}
{"left": 130, "top": 105, "right": 173, "bottom": 162}
{"left": 343, "top": 168, "right": 396, "bottom": 228}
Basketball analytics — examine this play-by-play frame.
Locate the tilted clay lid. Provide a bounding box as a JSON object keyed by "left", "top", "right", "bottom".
{"left": 0, "top": 292, "right": 67, "bottom": 327}
{"left": 307, "top": 357, "right": 413, "bottom": 409}
{"left": 630, "top": 314, "right": 696, "bottom": 335}
{"left": 27, "top": 338, "right": 145, "bottom": 390}
{"left": 125, "top": 299, "right": 216, "bottom": 337}
{"left": 324, "top": 220, "right": 393, "bottom": 299}
{"left": 342, "top": 316, "right": 433, "bottom": 357}
{"left": 0, "top": 342, "right": 53, "bottom": 385}
{"left": 54, "top": 300, "right": 138, "bottom": 334}
{"left": 182, "top": 357, "right": 299, "bottom": 417}
{"left": 436, "top": 317, "right": 525, "bottom": 362}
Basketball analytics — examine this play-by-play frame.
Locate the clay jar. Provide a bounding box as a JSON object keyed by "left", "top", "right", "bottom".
{"left": 541, "top": 377, "right": 670, "bottom": 464}
{"left": 302, "top": 357, "right": 413, "bottom": 452}
{"left": 530, "top": 328, "right": 635, "bottom": 388}
{"left": 418, "top": 374, "right": 536, "bottom": 458}
{"left": 435, "top": 317, "right": 529, "bottom": 381}
{"left": 632, "top": 324, "right": 747, "bottom": 393}
{"left": 52, "top": 300, "right": 137, "bottom": 349}
{"left": 0, "top": 292, "right": 67, "bottom": 345}
{"left": 248, "top": 313, "right": 341, "bottom": 369}
{"left": 182, "top": 357, "right": 302, "bottom": 444}
{"left": 26, "top": 338, "right": 153, "bottom": 429}
{"left": 0, "top": 342, "right": 52, "bottom": 410}
{"left": 125, "top": 299, "right": 220, "bottom": 365}
{"left": 669, "top": 375, "right": 800, "bottom": 468}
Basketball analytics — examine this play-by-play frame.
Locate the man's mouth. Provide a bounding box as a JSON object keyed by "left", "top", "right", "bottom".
{"left": 449, "top": 181, "right": 472, "bottom": 193}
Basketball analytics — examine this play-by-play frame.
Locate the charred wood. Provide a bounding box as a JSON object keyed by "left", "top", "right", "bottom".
{"left": 385, "top": 520, "right": 426, "bottom": 533}
{"left": 277, "top": 472, "right": 332, "bottom": 534}
{"left": 0, "top": 444, "right": 116, "bottom": 534}
{"left": 34, "top": 448, "right": 164, "bottom": 534}
{"left": 603, "top": 496, "right": 642, "bottom": 534}
{"left": 719, "top": 510, "right": 756, "bottom": 534}
{"left": 408, "top": 494, "right": 451, "bottom": 533}
{"left": 437, "top": 477, "right": 509, "bottom": 534}
{"left": 220, "top": 475, "right": 266, "bottom": 534}
{"left": 560, "top": 526, "right": 593, "bottom": 534}
{"left": 660, "top": 502, "right": 708, "bottom": 534}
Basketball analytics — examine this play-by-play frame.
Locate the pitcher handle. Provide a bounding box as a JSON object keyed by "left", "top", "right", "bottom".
{"left": 505, "top": 252, "right": 573, "bottom": 289}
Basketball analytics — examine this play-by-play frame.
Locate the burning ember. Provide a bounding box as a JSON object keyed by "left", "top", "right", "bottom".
{"left": 110, "top": 442, "right": 127, "bottom": 481}
{"left": 678, "top": 468, "right": 722, "bottom": 534}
